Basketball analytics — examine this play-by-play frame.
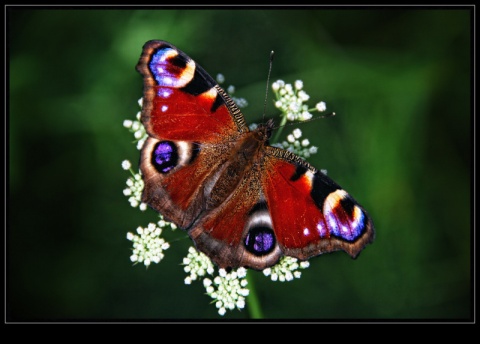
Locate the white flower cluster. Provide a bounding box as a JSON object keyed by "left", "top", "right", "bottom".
{"left": 123, "top": 99, "right": 148, "bottom": 150}
{"left": 183, "top": 246, "right": 215, "bottom": 284}
{"left": 272, "top": 128, "right": 318, "bottom": 159}
{"left": 122, "top": 161, "right": 147, "bottom": 211}
{"left": 272, "top": 79, "right": 326, "bottom": 122}
{"left": 263, "top": 256, "right": 310, "bottom": 282}
{"left": 127, "top": 222, "right": 171, "bottom": 267}
{"left": 183, "top": 247, "right": 249, "bottom": 316}
{"left": 204, "top": 268, "right": 249, "bottom": 316}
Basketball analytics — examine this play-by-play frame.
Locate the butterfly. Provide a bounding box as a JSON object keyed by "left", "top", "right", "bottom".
{"left": 136, "top": 40, "right": 374, "bottom": 271}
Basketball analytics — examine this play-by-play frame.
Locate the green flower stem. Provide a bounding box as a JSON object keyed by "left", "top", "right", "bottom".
{"left": 246, "top": 269, "right": 263, "bottom": 319}
{"left": 272, "top": 115, "right": 288, "bottom": 144}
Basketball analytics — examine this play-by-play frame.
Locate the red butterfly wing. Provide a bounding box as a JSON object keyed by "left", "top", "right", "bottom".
{"left": 262, "top": 147, "right": 374, "bottom": 260}
{"left": 189, "top": 171, "right": 283, "bottom": 270}
{"left": 137, "top": 40, "right": 247, "bottom": 142}
{"left": 189, "top": 145, "right": 374, "bottom": 270}
{"left": 137, "top": 41, "right": 249, "bottom": 228}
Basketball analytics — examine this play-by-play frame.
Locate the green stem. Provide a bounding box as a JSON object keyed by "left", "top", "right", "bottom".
{"left": 272, "top": 115, "right": 288, "bottom": 144}
{"left": 246, "top": 270, "right": 264, "bottom": 319}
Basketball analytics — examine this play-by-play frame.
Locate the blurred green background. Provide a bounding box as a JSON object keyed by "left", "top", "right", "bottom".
{"left": 7, "top": 8, "right": 471, "bottom": 321}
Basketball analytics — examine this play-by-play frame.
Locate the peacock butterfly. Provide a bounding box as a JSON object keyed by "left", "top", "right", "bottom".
{"left": 136, "top": 40, "right": 374, "bottom": 271}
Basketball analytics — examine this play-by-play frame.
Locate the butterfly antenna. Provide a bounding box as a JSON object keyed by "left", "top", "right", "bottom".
{"left": 262, "top": 50, "right": 275, "bottom": 123}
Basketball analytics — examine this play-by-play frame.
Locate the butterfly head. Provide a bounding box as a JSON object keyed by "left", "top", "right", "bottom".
{"left": 254, "top": 118, "right": 275, "bottom": 144}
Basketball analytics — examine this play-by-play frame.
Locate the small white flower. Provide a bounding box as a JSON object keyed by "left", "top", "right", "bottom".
{"left": 300, "top": 261, "right": 310, "bottom": 268}
{"left": 136, "top": 139, "right": 146, "bottom": 150}
{"left": 316, "top": 101, "right": 326, "bottom": 112}
{"left": 237, "top": 267, "right": 247, "bottom": 278}
{"left": 131, "top": 121, "right": 140, "bottom": 132}
{"left": 216, "top": 73, "right": 225, "bottom": 83}
{"left": 227, "top": 85, "right": 235, "bottom": 94}
{"left": 236, "top": 299, "right": 245, "bottom": 309}
{"left": 300, "top": 111, "right": 312, "bottom": 121}
{"left": 293, "top": 128, "right": 302, "bottom": 139}
{"left": 123, "top": 120, "right": 133, "bottom": 128}
{"left": 298, "top": 90, "right": 309, "bottom": 101}
{"left": 121, "top": 160, "right": 131, "bottom": 170}
{"left": 203, "top": 278, "right": 212, "bottom": 288}
{"left": 295, "top": 80, "right": 303, "bottom": 90}
{"left": 301, "top": 139, "right": 310, "bottom": 147}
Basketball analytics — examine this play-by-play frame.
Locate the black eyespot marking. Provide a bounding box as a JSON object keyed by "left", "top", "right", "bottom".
{"left": 245, "top": 227, "right": 276, "bottom": 256}
{"left": 152, "top": 141, "right": 178, "bottom": 174}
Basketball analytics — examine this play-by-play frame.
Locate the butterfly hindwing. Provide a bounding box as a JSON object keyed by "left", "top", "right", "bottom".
{"left": 189, "top": 169, "right": 283, "bottom": 270}
{"left": 262, "top": 147, "right": 374, "bottom": 261}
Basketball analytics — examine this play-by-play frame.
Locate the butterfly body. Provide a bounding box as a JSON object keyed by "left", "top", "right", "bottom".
{"left": 137, "top": 40, "right": 374, "bottom": 270}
